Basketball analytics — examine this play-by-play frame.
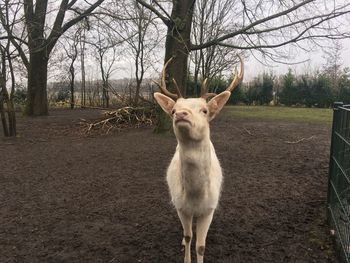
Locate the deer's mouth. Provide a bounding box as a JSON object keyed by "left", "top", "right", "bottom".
{"left": 175, "top": 119, "right": 191, "bottom": 125}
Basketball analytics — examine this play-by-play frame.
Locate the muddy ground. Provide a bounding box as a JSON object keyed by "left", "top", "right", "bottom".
{"left": 0, "top": 108, "right": 336, "bottom": 263}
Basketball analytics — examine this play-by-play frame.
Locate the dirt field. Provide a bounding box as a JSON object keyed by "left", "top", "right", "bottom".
{"left": 0, "top": 108, "right": 336, "bottom": 263}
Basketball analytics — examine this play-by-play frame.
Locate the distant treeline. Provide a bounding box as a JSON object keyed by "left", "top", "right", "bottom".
{"left": 12, "top": 68, "right": 350, "bottom": 108}
{"left": 188, "top": 68, "right": 350, "bottom": 107}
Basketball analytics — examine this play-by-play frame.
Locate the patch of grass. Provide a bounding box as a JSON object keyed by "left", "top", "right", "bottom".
{"left": 224, "top": 105, "right": 333, "bottom": 125}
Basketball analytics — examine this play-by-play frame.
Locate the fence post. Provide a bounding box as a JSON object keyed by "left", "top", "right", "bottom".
{"left": 327, "top": 102, "right": 343, "bottom": 222}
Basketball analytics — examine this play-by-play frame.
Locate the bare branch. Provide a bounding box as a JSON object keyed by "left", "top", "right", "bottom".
{"left": 0, "top": 35, "right": 28, "bottom": 45}
{"left": 135, "top": 0, "right": 171, "bottom": 26}
{"left": 0, "top": 1, "right": 29, "bottom": 69}
{"left": 47, "top": 0, "right": 105, "bottom": 53}
{"left": 216, "top": 9, "right": 350, "bottom": 50}
{"left": 191, "top": 0, "right": 314, "bottom": 50}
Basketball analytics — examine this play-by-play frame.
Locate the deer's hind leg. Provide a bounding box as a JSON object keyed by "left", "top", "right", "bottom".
{"left": 177, "top": 210, "right": 193, "bottom": 263}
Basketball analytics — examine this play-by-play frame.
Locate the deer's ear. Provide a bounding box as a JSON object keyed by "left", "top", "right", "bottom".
{"left": 207, "top": 91, "right": 231, "bottom": 121}
{"left": 154, "top": 92, "right": 176, "bottom": 115}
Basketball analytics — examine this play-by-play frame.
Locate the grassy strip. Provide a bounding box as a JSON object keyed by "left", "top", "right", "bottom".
{"left": 224, "top": 105, "right": 333, "bottom": 124}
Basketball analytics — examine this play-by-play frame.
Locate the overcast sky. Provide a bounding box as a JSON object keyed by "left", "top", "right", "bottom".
{"left": 244, "top": 38, "right": 350, "bottom": 81}
{"left": 110, "top": 38, "right": 350, "bottom": 82}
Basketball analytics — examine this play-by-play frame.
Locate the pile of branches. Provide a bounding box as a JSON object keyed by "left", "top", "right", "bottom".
{"left": 80, "top": 106, "right": 157, "bottom": 134}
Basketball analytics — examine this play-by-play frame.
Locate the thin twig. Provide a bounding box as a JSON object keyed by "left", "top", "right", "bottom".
{"left": 285, "top": 135, "right": 315, "bottom": 144}
{"left": 80, "top": 106, "right": 156, "bottom": 134}
{"left": 243, "top": 127, "right": 253, "bottom": 136}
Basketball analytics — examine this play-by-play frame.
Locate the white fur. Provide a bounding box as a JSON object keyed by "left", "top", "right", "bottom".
{"left": 167, "top": 141, "right": 222, "bottom": 216}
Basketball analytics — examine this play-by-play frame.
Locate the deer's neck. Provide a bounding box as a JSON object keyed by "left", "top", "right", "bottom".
{"left": 178, "top": 138, "right": 212, "bottom": 198}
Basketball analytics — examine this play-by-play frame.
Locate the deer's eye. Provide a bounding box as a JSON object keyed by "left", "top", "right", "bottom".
{"left": 171, "top": 109, "right": 176, "bottom": 115}
{"left": 202, "top": 109, "right": 208, "bottom": 114}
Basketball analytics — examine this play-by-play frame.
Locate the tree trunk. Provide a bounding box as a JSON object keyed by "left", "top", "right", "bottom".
{"left": 154, "top": 0, "right": 195, "bottom": 133}
{"left": 164, "top": 1, "right": 194, "bottom": 94}
{"left": 6, "top": 100, "right": 16, "bottom": 136}
{"left": 0, "top": 98, "right": 9, "bottom": 137}
{"left": 0, "top": 92, "right": 16, "bottom": 137}
{"left": 134, "top": 79, "right": 142, "bottom": 106}
{"left": 70, "top": 68, "right": 75, "bottom": 109}
{"left": 102, "top": 83, "right": 109, "bottom": 108}
{"left": 80, "top": 36, "right": 86, "bottom": 107}
{"left": 0, "top": 65, "right": 9, "bottom": 136}
{"left": 25, "top": 51, "right": 48, "bottom": 116}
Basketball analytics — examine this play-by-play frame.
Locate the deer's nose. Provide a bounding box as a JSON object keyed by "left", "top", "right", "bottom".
{"left": 175, "top": 111, "right": 188, "bottom": 120}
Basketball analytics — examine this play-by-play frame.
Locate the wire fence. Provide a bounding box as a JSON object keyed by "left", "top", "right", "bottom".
{"left": 328, "top": 102, "right": 350, "bottom": 263}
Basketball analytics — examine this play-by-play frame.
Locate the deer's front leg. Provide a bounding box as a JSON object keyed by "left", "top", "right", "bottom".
{"left": 177, "top": 210, "right": 193, "bottom": 263}
{"left": 195, "top": 209, "right": 214, "bottom": 263}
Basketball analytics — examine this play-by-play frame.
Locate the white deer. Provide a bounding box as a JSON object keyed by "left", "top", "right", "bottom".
{"left": 153, "top": 57, "right": 244, "bottom": 263}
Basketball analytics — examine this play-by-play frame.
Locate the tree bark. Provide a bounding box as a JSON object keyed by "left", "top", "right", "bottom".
{"left": 6, "top": 100, "right": 16, "bottom": 136}
{"left": 25, "top": 51, "right": 49, "bottom": 115}
{"left": 70, "top": 66, "right": 75, "bottom": 109}
{"left": 164, "top": 0, "right": 194, "bottom": 95}
{"left": 134, "top": 80, "right": 142, "bottom": 106}
{"left": 0, "top": 85, "right": 16, "bottom": 137}
{"left": 80, "top": 38, "right": 86, "bottom": 107}
{"left": 102, "top": 83, "right": 109, "bottom": 108}
{"left": 0, "top": 44, "right": 16, "bottom": 137}
{"left": 154, "top": 0, "right": 195, "bottom": 133}
{"left": 0, "top": 96, "right": 9, "bottom": 137}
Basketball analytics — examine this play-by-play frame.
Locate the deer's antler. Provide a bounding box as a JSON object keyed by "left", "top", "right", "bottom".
{"left": 201, "top": 78, "right": 217, "bottom": 100}
{"left": 157, "top": 57, "right": 182, "bottom": 100}
{"left": 201, "top": 55, "right": 244, "bottom": 99}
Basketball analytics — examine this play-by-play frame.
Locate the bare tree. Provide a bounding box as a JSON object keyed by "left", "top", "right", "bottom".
{"left": 136, "top": 0, "right": 350, "bottom": 131}
{"left": 0, "top": 0, "right": 19, "bottom": 137}
{"left": 119, "top": 1, "right": 160, "bottom": 106}
{"left": 86, "top": 18, "right": 120, "bottom": 108}
{"left": 0, "top": 44, "right": 17, "bottom": 137}
{"left": 60, "top": 32, "right": 80, "bottom": 109}
{"left": 78, "top": 19, "right": 91, "bottom": 108}
{"left": 0, "top": 0, "right": 105, "bottom": 116}
{"left": 191, "top": 0, "right": 244, "bottom": 94}
{"left": 0, "top": 48, "right": 10, "bottom": 137}
{"left": 135, "top": 0, "right": 195, "bottom": 132}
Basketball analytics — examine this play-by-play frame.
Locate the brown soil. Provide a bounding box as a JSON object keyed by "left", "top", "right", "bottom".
{"left": 0, "top": 108, "right": 336, "bottom": 263}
